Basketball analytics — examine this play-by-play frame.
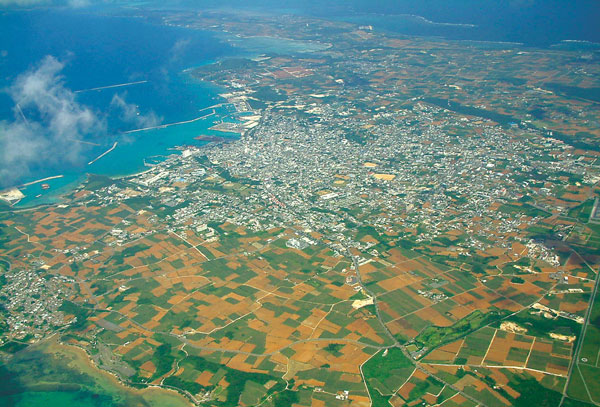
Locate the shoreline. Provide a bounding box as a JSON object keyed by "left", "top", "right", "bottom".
{"left": 6, "top": 69, "right": 235, "bottom": 210}
{"left": 5, "top": 16, "right": 565, "bottom": 211}
{"left": 40, "top": 337, "right": 194, "bottom": 407}
{"left": 6, "top": 128, "right": 239, "bottom": 212}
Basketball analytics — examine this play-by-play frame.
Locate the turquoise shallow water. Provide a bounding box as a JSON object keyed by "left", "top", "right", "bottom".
{"left": 9, "top": 391, "right": 114, "bottom": 407}
{"left": 0, "top": 343, "right": 192, "bottom": 407}
{"left": 15, "top": 74, "right": 236, "bottom": 206}
{"left": 0, "top": 7, "right": 237, "bottom": 207}
{"left": 16, "top": 75, "right": 237, "bottom": 207}
{"left": 0, "top": 7, "right": 328, "bottom": 208}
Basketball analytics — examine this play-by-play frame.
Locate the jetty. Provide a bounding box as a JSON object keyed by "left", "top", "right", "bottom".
{"left": 123, "top": 104, "right": 224, "bottom": 134}
{"left": 88, "top": 142, "right": 118, "bottom": 165}
{"left": 20, "top": 175, "right": 64, "bottom": 187}
{"left": 75, "top": 80, "right": 148, "bottom": 93}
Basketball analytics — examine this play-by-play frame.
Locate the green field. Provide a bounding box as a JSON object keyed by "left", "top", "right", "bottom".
{"left": 454, "top": 326, "right": 496, "bottom": 364}
{"left": 416, "top": 310, "right": 506, "bottom": 351}
{"left": 362, "top": 348, "right": 415, "bottom": 407}
{"left": 567, "top": 281, "right": 600, "bottom": 404}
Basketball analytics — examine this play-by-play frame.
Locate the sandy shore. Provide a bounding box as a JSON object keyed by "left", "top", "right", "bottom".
{"left": 40, "top": 337, "right": 194, "bottom": 407}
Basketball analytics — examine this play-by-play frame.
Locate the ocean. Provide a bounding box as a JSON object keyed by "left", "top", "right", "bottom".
{"left": 182, "top": 0, "right": 600, "bottom": 48}
{"left": 1, "top": 1, "right": 598, "bottom": 406}
{"left": 2, "top": 2, "right": 599, "bottom": 207}
{"left": 0, "top": 7, "right": 237, "bottom": 206}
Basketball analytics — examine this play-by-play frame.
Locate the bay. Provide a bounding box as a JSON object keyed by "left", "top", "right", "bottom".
{"left": 0, "top": 7, "right": 237, "bottom": 207}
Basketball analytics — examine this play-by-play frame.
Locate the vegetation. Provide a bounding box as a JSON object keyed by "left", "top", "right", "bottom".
{"left": 165, "top": 355, "right": 287, "bottom": 407}
{"left": 270, "top": 390, "right": 300, "bottom": 407}
{"left": 424, "top": 97, "right": 515, "bottom": 126}
{"left": 59, "top": 300, "right": 93, "bottom": 331}
{"left": 416, "top": 310, "right": 507, "bottom": 350}
{"left": 512, "top": 378, "right": 562, "bottom": 407}
{"left": 362, "top": 349, "right": 414, "bottom": 406}
{"left": 511, "top": 276, "right": 525, "bottom": 284}
{"left": 324, "top": 343, "right": 344, "bottom": 356}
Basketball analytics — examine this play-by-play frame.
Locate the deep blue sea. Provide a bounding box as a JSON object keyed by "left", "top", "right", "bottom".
{"left": 175, "top": 0, "right": 600, "bottom": 47}
{"left": 314, "top": 0, "right": 600, "bottom": 48}
{"left": 0, "top": 8, "right": 231, "bottom": 121}
{"left": 1, "top": 1, "right": 598, "bottom": 208}
{"left": 0, "top": 7, "right": 237, "bottom": 205}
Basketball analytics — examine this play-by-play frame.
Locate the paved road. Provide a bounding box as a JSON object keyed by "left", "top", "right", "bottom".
{"left": 560, "top": 262, "right": 600, "bottom": 406}
{"left": 344, "top": 244, "right": 487, "bottom": 407}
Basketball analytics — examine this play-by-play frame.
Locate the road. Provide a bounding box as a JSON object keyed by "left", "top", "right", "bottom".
{"left": 344, "top": 244, "right": 487, "bottom": 407}
{"left": 345, "top": 244, "right": 399, "bottom": 346}
{"left": 560, "top": 262, "right": 600, "bottom": 406}
{"left": 280, "top": 201, "right": 488, "bottom": 406}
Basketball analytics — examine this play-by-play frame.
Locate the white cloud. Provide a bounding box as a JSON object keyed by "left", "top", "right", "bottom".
{"left": 0, "top": 56, "right": 163, "bottom": 187}
{"left": 0, "top": 56, "right": 104, "bottom": 187}
{"left": 169, "top": 38, "right": 192, "bottom": 64}
{"left": 0, "top": 0, "right": 92, "bottom": 7}
{"left": 0, "top": 0, "right": 49, "bottom": 6}
{"left": 110, "top": 93, "right": 161, "bottom": 130}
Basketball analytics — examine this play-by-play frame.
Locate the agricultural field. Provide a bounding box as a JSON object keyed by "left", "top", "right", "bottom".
{"left": 1, "top": 160, "right": 598, "bottom": 406}
{"left": 1, "top": 174, "right": 589, "bottom": 406}
{"left": 1, "top": 6, "right": 600, "bottom": 407}
{"left": 567, "top": 282, "right": 600, "bottom": 404}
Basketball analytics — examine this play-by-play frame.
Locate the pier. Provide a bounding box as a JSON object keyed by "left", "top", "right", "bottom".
{"left": 88, "top": 142, "right": 118, "bottom": 165}
{"left": 68, "top": 138, "right": 101, "bottom": 147}
{"left": 20, "top": 175, "right": 64, "bottom": 187}
{"left": 75, "top": 80, "right": 148, "bottom": 93}
{"left": 123, "top": 105, "right": 223, "bottom": 134}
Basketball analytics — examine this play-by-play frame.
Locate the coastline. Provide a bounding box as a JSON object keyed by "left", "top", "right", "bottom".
{"left": 2, "top": 12, "right": 379, "bottom": 211}
{"left": 6, "top": 336, "right": 195, "bottom": 407}
{"left": 61, "top": 341, "right": 193, "bottom": 407}
{"left": 7, "top": 67, "right": 235, "bottom": 210}
{"left": 370, "top": 12, "right": 478, "bottom": 28}
{"left": 0, "top": 8, "right": 240, "bottom": 211}
{"left": 4, "top": 8, "right": 583, "bottom": 212}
